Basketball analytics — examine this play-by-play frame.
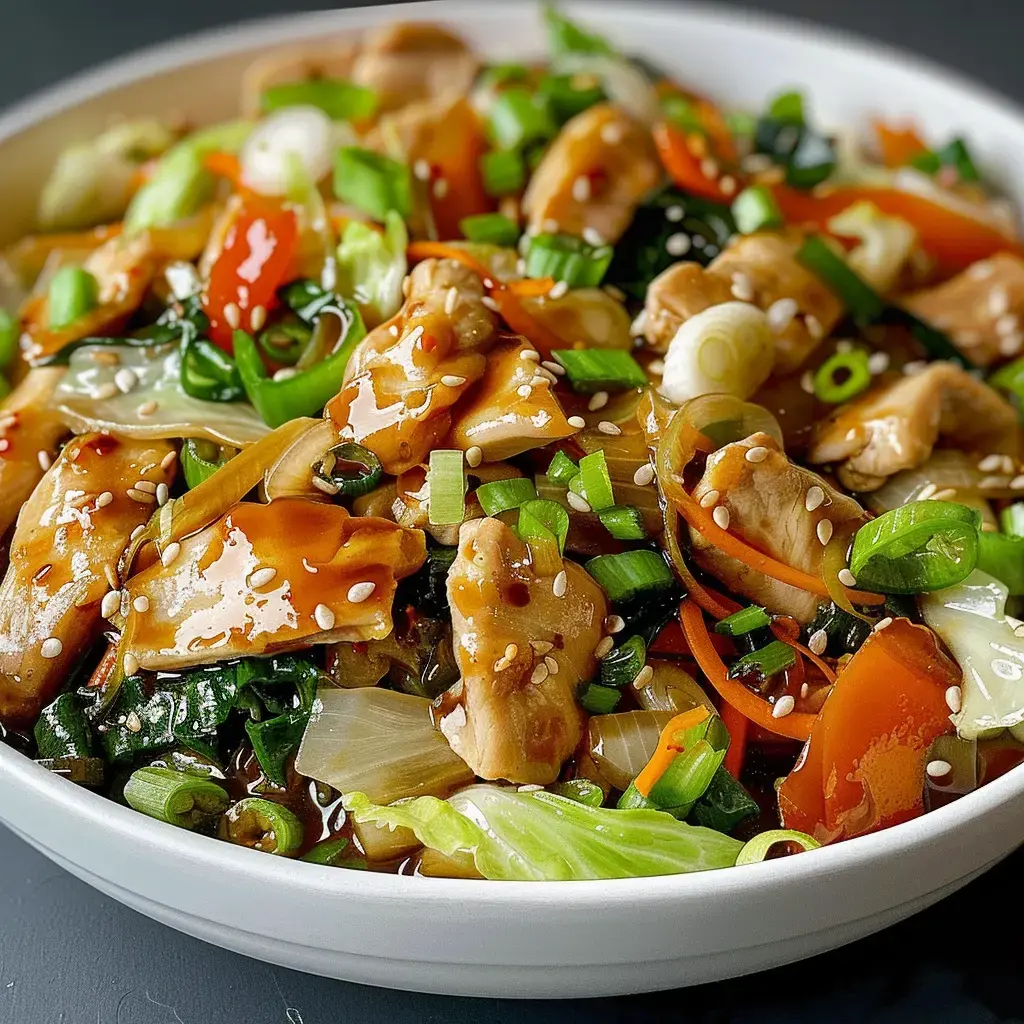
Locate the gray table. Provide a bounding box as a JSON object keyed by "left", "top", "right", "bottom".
{"left": 1, "top": 2, "right": 1023, "bottom": 1021}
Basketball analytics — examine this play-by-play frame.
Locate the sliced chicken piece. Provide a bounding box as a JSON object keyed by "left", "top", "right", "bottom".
{"left": 328, "top": 258, "right": 497, "bottom": 474}
{"left": 350, "top": 22, "right": 479, "bottom": 113}
{"left": 807, "top": 363, "right": 1020, "bottom": 491}
{"left": 0, "top": 368, "right": 69, "bottom": 540}
{"left": 240, "top": 42, "right": 359, "bottom": 119}
{"left": 522, "top": 104, "right": 660, "bottom": 245}
{"left": 903, "top": 253, "right": 1024, "bottom": 367}
{"left": 690, "top": 432, "right": 867, "bottom": 622}
{"left": 644, "top": 231, "right": 844, "bottom": 371}
{"left": 440, "top": 517, "right": 608, "bottom": 784}
{"left": 120, "top": 498, "right": 425, "bottom": 672}
{"left": 446, "top": 336, "right": 578, "bottom": 461}
{"left": 0, "top": 434, "right": 176, "bottom": 726}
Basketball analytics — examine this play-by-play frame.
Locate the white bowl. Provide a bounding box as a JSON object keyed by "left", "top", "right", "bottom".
{"left": 2, "top": 0, "right": 1024, "bottom": 1000}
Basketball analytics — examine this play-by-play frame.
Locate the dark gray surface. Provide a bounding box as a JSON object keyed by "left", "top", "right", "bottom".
{"left": 1, "top": 2, "right": 1023, "bottom": 1022}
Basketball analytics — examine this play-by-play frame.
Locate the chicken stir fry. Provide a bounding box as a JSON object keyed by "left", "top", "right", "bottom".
{"left": 3, "top": 6, "right": 1024, "bottom": 881}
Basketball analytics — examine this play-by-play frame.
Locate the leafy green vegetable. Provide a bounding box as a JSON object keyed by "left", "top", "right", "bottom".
{"left": 343, "top": 785, "right": 743, "bottom": 880}
{"left": 35, "top": 693, "right": 94, "bottom": 759}
{"left": 542, "top": 4, "right": 615, "bottom": 56}
{"left": 689, "top": 766, "right": 759, "bottom": 833}
{"left": 335, "top": 210, "right": 408, "bottom": 325}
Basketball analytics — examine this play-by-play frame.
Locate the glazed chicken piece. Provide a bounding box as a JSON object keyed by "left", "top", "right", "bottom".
{"left": 643, "top": 232, "right": 844, "bottom": 371}
{"left": 446, "top": 336, "right": 578, "bottom": 461}
{"left": 327, "top": 258, "right": 497, "bottom": 474}
{"left": 522, "top": 104, "right": 660, "bottom": 245}
{"left": 0, "top": 368, "right": 69, "bottom": 540}
{"left": 439, "top": 517, "right": 608, "bottom": 784}
{"left": 903, "top": 253, "right": 1024, "bottom": 367}
{"left": 119, "top": 498, "right": 425, "bottom": 672}
{"left": 807, "top": 363, "right": 1020, "bottom": 491}
{"left": 689, "top": 432, "right": 867, "bottom": 623}
{"left": 0, "top": 434, "right": 176, "bottom": 726}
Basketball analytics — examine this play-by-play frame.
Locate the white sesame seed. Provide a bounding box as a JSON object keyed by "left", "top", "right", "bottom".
{"left": 594, "top": 636, "right": 615, "bottom": 660}
{"left": 804, "top": 485, "right": 825, "bottom": 512}
{"left": 567, "top": 416, "right": 586, "bottom": 429}
{"left": 0, "top": 415, "right": 16, "bottom": 431}
{"left": 93, "top": 382, "right": 120, "bottom": 401}
{"left": 1001, "top": 455, "right": 1015, "bottom": 474}
{"left": 313, "top": 603, "right": 336, "bottom": 631}
{"left": 123, "top": 653, "right": 140, "bottom": 676}
{"left": 155, "top": 483, "right": 169, "bottom": 507}
{"left": 915, "top": 483, "right": 938, "bottom": 501}
{"left": 311, "top": 476, "right": 340, "bottom": 496}
{"left": 719, "top": 175, "right": 737, "bottom": 196}
{"left": 444, "top": 286, "right": 458, "bottom": 316}
{"left": 36, "top": 450, "right": 52, "bottom": 471}
{"left": 250, "top": 304, "right": 267, "bottom": 332}
{"left": 772, "top": 695, "right": 796, "bottom": 719}
{"left": 730, "top": 272, "right": 755, "bottom": 302}
{"left": 432, "top": 178, "right": 449, "bottom": 199}
{"left": 520, "top": 348, "right": 541, "bottom": 361}
{"left": 997, "top": 314, "right": 1020, "bottom": 337}
{"left": 665, "top": 233, "right": 691, "bottom": 257}
{"left": 1000, "top": 332, "right": 1024, "bottom": 356}
{"left": 413, "top": 158, "right": 431, "bottom": 181}
{"left": 542, "top": 218, "right": 561, "bottom": 234}
{"left": 223, "top": 302, "right": 241, "bottom": 330}
{"left": 516, "top": 384, "right": 533, "bottom": 399}
{"left": 113, "top": 368, "right": 138, "bottom": 394}
{"left": 531, "top": 640, "right": 554, "bottom": 654}
{"left": 137, "top": 400, "right": 158, "bottom": 417}
{"left": 541, "top": 359, "right": 565, "bottom": 376}
{"left": 466, "top": 445, "right": 483, "bottom": 468}
{"left": 160, "top": 451, "right": 178, "bottom": 471}
{"left": 978, "top": 454, "right": 1004, "bottom": 473}
{"left": 969, "top": 261, "right": 995, "bottom": 280}
{"left": 567, "top": 491, "right": 591, "bottom": 513}
{"left": 631, "top": 664, "right": 654, "bottom": 689}
{"left": 249, "top": 567, "right": 277, "bottom": 588}
{"left": 597, "top": 420, "right": 621, "bottom": 435}
{"left": 302, "top": 558, "right": 318, "bottom": 574}
{"left": 530, "top": 662, "right": 550, "bottom": 685}
{"left": 532, "top": 369, "right": 557, "bottom": 386}
{"left": 816, "top": 518, "right": 833, "bottom": 545}
{"left": 926, "top": 759, "right": 952, "bottom": 779}
{"left": 945, "top": 685, "right": 963, "bottom": 714}
{"left": 867, "top": 351, "right": 890, "bottom": 375}
{"left": 808, "top": 629, "right": 828, "bottom": 655}
{"left": 605, "top": 614, "right": 626, "bottom": 634}
{"left": 571, "top": 175, "right": 592, "bottom": 203}
{"left": 441, "top": 374, "right": 467, "bottom": 387}
{"left": 838, "top": 568, "right": 857, "bottom": 587}
{"left": 504, "top": 643, "right": 519, "bottom": 662}
{"left": 700, "top": 157, "right": 720, "bottom": 180}
{"left": 125, "top": 711, "right": 142, "bottom": 734}
{"left": 132, "top": 595, "right": 150, "bottom": 613}
{"left": 40, "top": 637, "right": 63, "bottom": 660}
{"left": 347, "top": 582, "right": 376, "bottom": 604}
{"left": 481, "top": 296, "right": 500, "bottom": 312}
{"left": 836, "top": 340, "right": 854, "bottom": 354}
{"left": 633, "top": 464, "right": 655, "bottom": 487}
{"left": 805, "top": 314, "right": 824, "bottom": 340}
{"left": 902, "top": 360, "right": 928, "bottom": 376}
{"left": 553, "top": 570, "right": 568, "bottom": 597}
{"left": 712, "top": 505, "right": 730, "bottom": 530}
{"left": 665, "top": 205, "right": 685, "bottom": 223}
{"left": 493, "top": 654, "right": 513, "bottom": 672}
{"left": 158, "top": 542, "right": 180, "bottom": 569}
{"left": 800, "top": 682, "right": 809, "bottom": 699}
{"left": 588, "top": 391, "right": 609, "bottom": 411}
{"left": 547, "top": 280, "right": 569, "bottom": 300}
{"left": 582, "top": 227, "right": 605, "bottom": 247}
{"left": 989, "top": 286, "right": 1011, "bottom": 318}
{"left": 388, "top": 324, "right": 400, "bottom": 337}
{"left": 101, "top": 591, "right": 121, "bottom": 620}
{"left": 134, "top": 480, "right": 158, "bottom": 495}
{"left": 931, "top": 488, "right": 958, "bottom": 501}
{"left": 766, "top": 298, "right": 799, "bottom": 333}
{"left": 744, "top": 445, "right": 769, "bottom": 464}
{"left": 126, "top": 488, "right": 155, "bottom": 504}
{"left": 130, "top": 525, "right": 145, "bottom": 541}
{"left": 1013, "top": 476, "right": 1024, "bottom": 490}
{"left": 800, "top": 370, "right": 816, "bottom": 394}
{"left": 873, "top": 616, "right": 893, "bottom": 632}
{"left": 600, "top": 122, "right": 624, "bottom": 145}
{"left": 272, "top": 368, "right": 298, "bottom": 383}
{"left": 544, "top": 655, "right": 559, "bottom": 675}
{"left": 699, "top": 489, "right": 720, "bottom": 509}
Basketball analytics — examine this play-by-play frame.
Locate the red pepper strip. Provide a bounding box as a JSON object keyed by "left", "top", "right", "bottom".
{"left": 771, "top": 183, "right": 1024, "bottom": 278}
{"left": 653, "top": 121, "right": 743, "bottom": 204}
{"left": 633, "top": 706, "right": 710, "bottom": 798}
{"left": 719, "top": 700, "right": 748, "bottom": 778}
{"left": 680, "top": 598, "right": 816, "bottom": 742}
{"left": 203, "top": 152, "right": 244, "bottom": 190}
{"left": 873, "top": 121, "right": 929, "bottom": 168}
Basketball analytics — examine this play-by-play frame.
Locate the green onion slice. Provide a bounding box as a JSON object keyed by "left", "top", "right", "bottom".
{"left": 977, "top": 531, "right": 1024, "bottom": 595}
{"left": 600, "top": 635, "right": 646, "bottom": 688}
{"left": 551, "top": 348, "right": 647, "bottom": 392}
{"left": 989, "top": 356, "right": 1024, "bottom": 406}
{"left": 736, "top": 829, "right": 821, "bottom": 866}
{"left": 546, "top": 450, "right": 579, "bottom": 485}
{"left": 476, "top": 477, "right": 537, "bottom": 517}
{"left": 315, "top": 442, "right": 384, "bottom": 499}
{"left": 796, "top": 236, "right": 885, "bottom": 323}
{"left": 813, "top": 348, "right": 872, "bottom": 404}
{"left": 785, "top": 132, "right": 836, "bottom": 189}
{"left": 550, "top": 778, "right": 605, "bottom": 807}
{"left": 525, "top": 232, "right": 613, "bottom": 288}
{"left": 181, "top": 438, "right": 234, "bottom": 489}
{"left": 714, "top": 605, "right": 771, "bottom": 637}
{"left": 585, "top": 549, "right": 674, "bottom": 603}
{"left": 766, "top": 90, "right": 805, "bottom": 125}
{"left": 123, "top": 766, "right": 229, "bottom": 830}
{"left": 427, "top": 449, "right": 466, "bottom": 526}
{"left": 1001, "top": 502, "right": 1024, "bottom": 537}
{"left": 728, "top": 640, "right": 796, "bottom": 681}
{"left": 480, "top": 149, "right": 525, "bottom": 197}
{"left": 219, "top": 796, "right": 304, "bottom": 856}
{"left": 538, "top": 72, "right": 606, "bottom": 123}
{"left": 518, "top": 498, "right": 570, "bottom": 554}
{"left": 332, "top": 147, "right": 412, "bottom": 222}
{"left": 260, "top": 79, "right": 378, "bottom": 121}
{"left": 0, "top": 309, "right": 16, "bottom": 370}
{"left": 301, "top": 836, "right": 356, "bottom": 866}
{"left": 578, "top": 450, "right": 615, "bottom": 511}
{"left": 598, "top": 505, "right": 647, "bottom": 540}
{"left": 48, "top": 266, "right": 98, "bottom": 328}
{"left": 459, "top": 213, "right": 519, "bottom": 247}
{"left": 257, "top": 320, "right": 310, "bottom": 366}
{"left": 487, "top": 87, "right": 557, "bottom": 151}
{"left": 731, "top": 185, "right": 783, "bottom": 235}
{"left": 578, "top": 682, "right": 622, "bottom": 714}
{"left": 849, "top": 500, "right": 982, "bottom": 594}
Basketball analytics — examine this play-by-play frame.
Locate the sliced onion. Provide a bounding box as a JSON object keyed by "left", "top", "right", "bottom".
{"left": 674, "top": 393, "right": 784, "bottom": 450}
{"left": 869, "top": 450, "right": 1016, "bottom": 513}
{"left": 262, "top": 418, "right": 338, "bottom": 500}
{"left": 352, "top": 819, "right": 421, "bottom": 863}
{"left": 240, "top": 106, "right": 341, "bottom": 197}
{"left": 634, "top": 661, "right": 716, "bottom": 716}
{"left": 295, "top": 687, "right": 474, "bottom": 805}
{"left": 588, "top": 710, "right": 675, "bottom": 790}
{"left": 522, "top": 288, "right": 633, "bottom": 351}
{"left": 552, "top": 53, "right": 660, "bottom": 124}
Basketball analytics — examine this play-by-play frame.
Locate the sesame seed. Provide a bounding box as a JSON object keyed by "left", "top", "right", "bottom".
{"left": 36, "top": 450, "right": 52, "bottom": 471}
{"left": 313, "top": 603, "right": 336, "bottom": 631}
{"left": 902, "top": 360, "right": 928, "bottom": 376}
{"left": 968, "top": 261, "right": 995, "bottom": 280}
{"left": 545, "top": 656, "right": 560, "bottom": 675}
{"left": 93, "top": 382, "right": 120, "bottom": 401}
{"left": 547, "top": 280, "right": 569, "bottom": 300}
{"left": 249, "top": 567, "right": 277, "bottom": 588}
{"left": 873, "top": 616, "right": 893, "bottom": 632}
{"left": 567, "top": 491, "right": 591, "bottom": 513}
{"left": 588, "top": 391, "right": 609, "bottom": 411}
{"left": 997, "top": 314, "right": 1020, "bottom": 337}
{"left": 223, "top": 302, "right": 241, "bottom": 330}
{"left": 126, "top": 488, "right": 155, "bottom": 504}
{"left": 699, "top": 489, "right": 720, "bottom": 509}
{"left": 867, "top": 351, "right": 890, "bottom": 375}
{"left": 113, "top": 368, "right": 137, "bottom": 394}
{"left": 160, "top": 451, "right": 178, "bottom": 471}
{"left": 311, "top": 476, "right": 340, "bottom": 496}
{"left": 712, "top": 505, "right": 730, "bottom": 530}
{"left": 541, "top": 359, "right": 565, "bottom": 375}
{"left": 631, "top": 664, "right": 654, "bottom": 689}
{"left": 504, "top": 643, "right": 519, "bottom": 661}
{"left": 567, "top": 416, "right": 586, "bottom": 429}
{"left": 808, "top": 629, "right": 828, "bottom": 655}
{"left": 0, "top": 415, "right": 16, "bottom": 431}
{"left": 530, "top": 662, "right": 550, "bottom": 684}
{"left": 978, "top": 454, "right": 1003, "bottom": 472}
{"left": 917, "top": 482, "right": 938, "bottom": 500}
{"left": 633, "top": 464, "right": 655, "bottom": 487}
{"left": 41, "top": 637, "right": 63, "bottom": 660}
{"left": 388, "top": 324, "right": 400, "bottom": 337}
{"left": 665, "top": 233, "right": 691, "bottom": 257}
{"left": 553, "top": 570, "right": 568, "bottom": 597}
{"left": 605, "top": 614, "right": 626, "bottom": 634}
{"left": 432, "top": 178, "right": 449, "bottom": 199}
{"left": 816, "top": 518, "right": 833, "bottom": 545}
{"left": 155, "top": 482, "right": 169, "bottom": 506}
{"left": 945, "top": 685, "right": 963, "bottom": 714}
{"left": 600, "top": 121, "right": 624, "bottom": 145}
{"left": 493, "top": 654, "right": 513, "bottom": 672}
{"left": 302, "top": 558, "right": 318, "bottom": 574}
{"left": 250, "top": 304, "right": 267, "bottom": 332}
{"left": 130, "top": 525, "right": 145, "bottom": 541}
{"left": 648, "top": 358, "right": 665, "bottom": 375}
{"left": 744, "top": 445, "right": 769, "bottom": 463}
{"left": 413, "top": 158, "right": 431, "bottom": 181}
{"left": 804, "top": 485, "right": 825, "bottom": 512}
{"left": 160, "top": 542, "right": 181, "bottom": 568}
{"left": 594, "top": 636, "right": 615, "bottom": 660}
{"left": 347, "top": 581, "right": 376, "bottom": 603}
{"left": 100, "top": 591, "right": 121, "bottom": 620}
{"left": 531, "top": 640, "right": 554, "bottom": 654}
{"left": 719, "top": 175, "right": 737, "bottom": 196}
{"left": 132, "top": 595, "right": 150, "bottom": 613}
{"left": 800, "top": 682, "right": 809, "bottom": 699}
{"left": 466, "top": 445, "right": 483, "bottom": 468}
{"left": 123, "top": 653, "right": 140, "bottom": 676}
{"left": 989, "top": 286, "right": 1011, "bottom": 318}
{"left": 772, "top": 695, "right": 795, "bottom": 719}
{"left": 800, "top": 370, "right": 815, "bottom": 394}
{"left": 926, "top": 759, "right": 952, "bottom": 779}
{"left": 134, "top": 480, "right": 158, "bottom": 494}
{"left": 441, "top": 374, "right": 467, "bottom": 387}
{"left": 665, "top": 205, "right": 685, "bottom": 223}
{"left": 836, "top": 340, "right": 854, "bottom": 354}
{"left": 582, "top": 227, "right": 605, "bottom": 248}
{"left": 931, "top": 488, "right": 957, "bottom": 501}
{"left": 700, "top": 156, "right": 719, "bottom": 180}
{"left": 805, "top": 314, "right": 825, "bottom": 340}
{"left": 597, "top": 420, "right": 621, "bottom": 435}
{"left": 533, "top": 369, "right": 557, "bottom": 386}
{"left": 481, "top": 296, "right": 499, "bottom": 312}
{"left": 1013, "top": 476, "right": 1024, "bottom": 490}
{"left": 542, "top": 218, "right": 561, "bottom": 234}
{"left": 125, "top": 711, "right": 142, "bottom": 734}
{"left": 838, "top": 568, "right": 857, "bottom": 587}
{"left": 572, "top": 175, "right": 592, "bottom": 203}
{"left": 730, "top": 272, "right": 755, "bottom": 302}
{"left": 137, "top": 400, "right": 158, "bottom": 417}
{"left": 520, "top": 348, "right": 541, "bottom": 361}
{"left": 441, "top": 286, "right": 458, "bottom": 317}
{"left": 516, "top": 384, "right": 533, "bottom": 399}
{"left": 1000, "top": 332, "right": 1024, "bottom": 356}
{"left": 273, "top": 368, "right": 298, "bottom": 382}
{"left": 766, "top": 298, "right": 799, "bottom": 334}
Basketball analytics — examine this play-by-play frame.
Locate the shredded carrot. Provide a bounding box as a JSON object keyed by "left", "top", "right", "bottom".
{"left": 770, "top": 621, "right": 837, "bottom": 685}
{"left": 661, "top": 504, "right": 740, "bottom": 620}
{"left": 680, "top": 598, "right": 816, "bottom": 742}
{"left": 874, "top": 121, "right": 928, "bottom": 168}
{"left": 633, "top": 706, "right": 710, "bottom": 798}
{"left": 653, "top": 121, "right": 744, "bottom": 204}
{"left": 203, "top": 151, "right": 243, "bottom": 188}
{"left": 507, "top": 277, "right": 557, "bottom": 297}
{"left": 720, "top": 700, "right": 748, "bottom": 778}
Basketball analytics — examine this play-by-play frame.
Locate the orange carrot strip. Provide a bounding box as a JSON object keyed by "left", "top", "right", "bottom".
{"left": 874, "top": 121, "right": 928, "bottom": 168}
{"left": 770, "top": 621, "right": 837, "bottom": 685}
{"left": 507, "top": 277, "right": 557, "bottom": 297}
{"left": 633, "top": 706, "right": 710, "bottom": 798}
{"left": 203, "top": 151, "right": 243, "bottom": 188}
{"left": 719, "top": 700, "right": 748, "bottom": 778}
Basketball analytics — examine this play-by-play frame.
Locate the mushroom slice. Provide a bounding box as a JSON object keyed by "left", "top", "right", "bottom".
{"left": 807, "top": 363, "right": 1020, "bottom": 492}
{"left": 119, "top": 498, "right": 425, "bottom": 672}
{"left": 439, "top": 517, "right": 608, "bottom": 784}
{"left": 0, "top": 433, "right": 176, "bottom": 726}
{"left": 689, "top": 432, "right": 867, "bottom": 623}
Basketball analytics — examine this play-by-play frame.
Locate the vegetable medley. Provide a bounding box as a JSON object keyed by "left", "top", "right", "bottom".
{"left": 3, "top": 5, "right": 1024, "bottom": 881}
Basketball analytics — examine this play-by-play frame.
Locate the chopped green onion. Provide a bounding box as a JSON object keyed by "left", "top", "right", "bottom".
{"left": 936, "top": 137, "right": 979, "bottom": 183}
{"left": 476, "top": 477, "right": 537, "bottom": 517}
{"left": 542, "top": 3, "right": 615, "bottom": 56}
{"left": 480, "top": 63, "right": 530, "bottom": 88}
{"left": 1001, "top": 502, "right": 1024, "bottom": 537}
{"left": 260, "top": 79, "right": 377, "bottom": 121}
{"left": 849, "top": 500, "right": 982, "bottom": 594}
{"left": 518, "top": 498, "right": 570, "bottom": 554}
{"left": 487, "top": 88, "right": 557, "bottom": 151}
{"left": 180, "top": 332, "right": 246, "bottom": 403}
{"left": 578, "top": 450, "right": 615, "bottom": 511}
{"left": 689, "top": 766, "right": 759, "bottom": 833}
{"left": 735, "top": 829, "right": 820, "bottom": 865}
{"left": 524, "top": 232, "right": 613, "bottom": 287}
{"left": 796, "top": 235, "right": 885, "bottom": 323}
{"left": 767, "top": 90, "right": 805, "bottom": 125}
{"left": 0, "top": 309, "right": 16, "bottom": 370}
{"left": 539, "top": 73, "right": 606, "bottom": 123}
{"left": 316, "top": 441, "right": 384, "bottom": 498}
{"left": 753, "top": 117, "right": 802, "bottom": 163}
{"left": 546, "top": 450, "right": 579, "bottom": 485}
{"left": 598, "top": 505, "right": 647, "bottom": 540}
{"left": 728, "top": 640, "right": 796, "bottom": 681}
{"left": 813, "top": 348, "right": 872, "bottom": 404}
{"left": 123, "top": 766, "right": 229, "bottom": 829}
{"left": 480, "top": 149, "right": 525, "bottom": 197}
{"left": 586, "top": 549, "right": 674, "bottom": 603}
{"left": 715, "top": 605, "right": 771, "bottom": 637}
{"left": 257, "top": 321, "right": 310, "bottom": 366}
{"left": 181, "top": 438, "right": 232, "bottom": 489}
{"left": 884, "top": 306, "right": 971, "bottom": 367}
{"left": 550, "top": 778, "right": 605, "bottom": 807}
{"left": 977, "top": 532, "right": 1024, "bottom": 595}
{"left": 301, "top": 836, "right": 354, "bottom": 866}
{"left": 332, "top": 147, "right": 412, "bottom": 222}
{"left": 459, "top": 213, "right": 519, "bottom": 247}
{"left": 731, "top": 185, "right": 783, "bottom": 235}
{"left": 910, "top": 150, "right": 941, "bottom": 174}
{"left": 989, "top": 357, "right": 1024, "bottom": 407}
{"left": 48, "top": 266, "right": 98, "bottom": 328}
{"left": 662, "top": 95, "right": 705, "bottom": 134}
{"left": 551, "top": 348, "right": 647, "bottom": 392}
{"left": 785, "top": 131, "right": 836, "bottom": 189}
{"left": 427, "top": 450, "right": 466, "bottom": 526}
{"left": 600, "top": 635, "right": 646, "bottom": 688}
{"left": 578, "top": 682, "right": 622, "bottom": 714}
{"left": 219, "top": 796, "right": 304, "bottom": 856}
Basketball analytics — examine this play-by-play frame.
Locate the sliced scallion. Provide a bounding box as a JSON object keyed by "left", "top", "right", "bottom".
{"left": 796, "top": 236, "right": 885, "bottom": 323}
{"left": 1001, "top": 502, "right": 1024, "bottom": 537}
{"left": 332, "top": 147, "right": 412, "bottom": 221}
{"left": 600, "top": 635, "right": 646, "bottom": 688}
{"left": 813, "top": 348, "right": 872, "bottom": 404}
{"left": 714, "top": 605, "right": 771, "bottom": 637}
{"left": 988, "top": 356, "right": 1024, "bottom": 406}
{"left": 123, "top": 767, "right": 229, "bottom": 830}
{"left": 546, "top": 450, "right": 579, "bottom": 485}
{"left": 551, "top": 348, "right": 647, "bottom": 392}
{"left": 585, "top": 549, "right": 674, "bottom": 603}
{"left": 689, "top": 766, "right": 759, "bottom": 832}
{"left": 598, "top": 505, "right": 647, "bottom": 540}
{"left": 487, "top": 88, "right": 557, "bottom": 151}
{"left": 728, "top": 640, "right": 796, "bottom": 681}
{"left": 543, "top": 3, "right": 615, "bottom": 56}
{"left": 480, "top": 149, "right": 525, "bottom": 197}
{"left": 219, "top": 796, "right": 304, "bottom": 856}
{"left": 539, "top": 73, "right": 605, "bottom": 123}
{"left": 301, "top": 836, "right": 354, "bottom": 866}
{"left": 578, "top": 682, "right": 622, "bottom": 714}
{"left": 767, "top": 90, "right": 805, "bottom": 125}
{"left": 578, "top": 450, "right": 615, "bottom": 511}
{"left": 459, "top": 213, "right": 519, "bottom": 247}
{"left": 316, "top": 442, "right": 384, "bottom": 498}
{"left": 525, "top": 233, "right": 613, "bottom": 287}
{"left": 260, "top": 79, "right": 377, "bottom": 121}
{"left": 476, "top": 477, "right": 537, "bottom": 517}
{"left": 181, "top": 438, "right": 232, "bottom": 489}
{"left": 427, "top": 449, "right": 466, "bottom": 526}
{"left": 849, "top": 500, "right": 982, "bottom": 594}
{"left": 518, "top": 498, "right": 570, "bottom": 554}
{"left": 550, "top": 778, "right": 605, "bottom": 807}
{"left": 735, "top": 829, "right": 820, "bottom": 865}
{"left": 977, "top": 531, "right": 1024, "bottom": 595}
{"left": 0, "top": 309, "right": 16, "bottom": 370}
{"left": 48, "top": 266, "right": 98, "bottom": 328}
{"left": 731, "top": 185, "right": 783, "bottom": 235}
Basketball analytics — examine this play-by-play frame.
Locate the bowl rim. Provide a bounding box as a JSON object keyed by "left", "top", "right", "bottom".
{"left": 1, "top": 0, "right": 1023, "bottom": 905}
